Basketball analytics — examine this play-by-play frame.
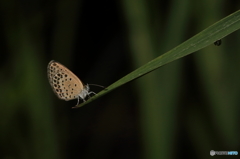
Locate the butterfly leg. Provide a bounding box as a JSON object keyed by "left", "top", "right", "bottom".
{"left": 76, "top": 97, "right": 80, "bottom": 106}
{"left": 88, "top": 91, "right": 96, "bottom": 97}
{"left": 75, "top": 96, "right": 86, "bottom": 106}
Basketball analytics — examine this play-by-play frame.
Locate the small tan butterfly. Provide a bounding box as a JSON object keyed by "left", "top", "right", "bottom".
{"left": 47, "top": 60, "right": 97, "bottom": 106}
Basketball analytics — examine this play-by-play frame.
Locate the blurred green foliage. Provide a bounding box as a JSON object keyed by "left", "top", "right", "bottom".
{"left": 0, "top": 0, "right": 239, "bottom": 159}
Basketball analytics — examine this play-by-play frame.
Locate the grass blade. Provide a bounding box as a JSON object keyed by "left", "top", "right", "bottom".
{"left": 74, "top": 9, "right": 240, "bottom": 108}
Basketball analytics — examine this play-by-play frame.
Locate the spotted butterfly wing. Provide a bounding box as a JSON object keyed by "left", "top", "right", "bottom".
{"left": 47, "top": 60, "right": 87, "bottom": 101}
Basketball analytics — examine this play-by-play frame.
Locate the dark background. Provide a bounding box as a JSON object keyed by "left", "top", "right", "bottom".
{"left": 0, "top": 0, "right": 240, "bottom": 159}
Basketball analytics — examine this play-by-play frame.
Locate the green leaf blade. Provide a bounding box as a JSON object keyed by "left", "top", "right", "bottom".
{"left": 75, "top": 9, "right": 240, "bottom": 108}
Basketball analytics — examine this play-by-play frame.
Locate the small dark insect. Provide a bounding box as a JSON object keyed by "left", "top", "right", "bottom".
{"left": 214, "top": 39, "right": 222, "bottom": 46}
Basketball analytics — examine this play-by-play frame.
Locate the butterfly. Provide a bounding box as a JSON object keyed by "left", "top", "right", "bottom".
{"left": 47, "top": 60, "right": 96, "bottom": 106}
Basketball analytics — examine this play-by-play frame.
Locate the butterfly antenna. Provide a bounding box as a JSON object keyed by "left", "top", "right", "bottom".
{"left": 88, "top": 84, "right": 106, "bottom": 89}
